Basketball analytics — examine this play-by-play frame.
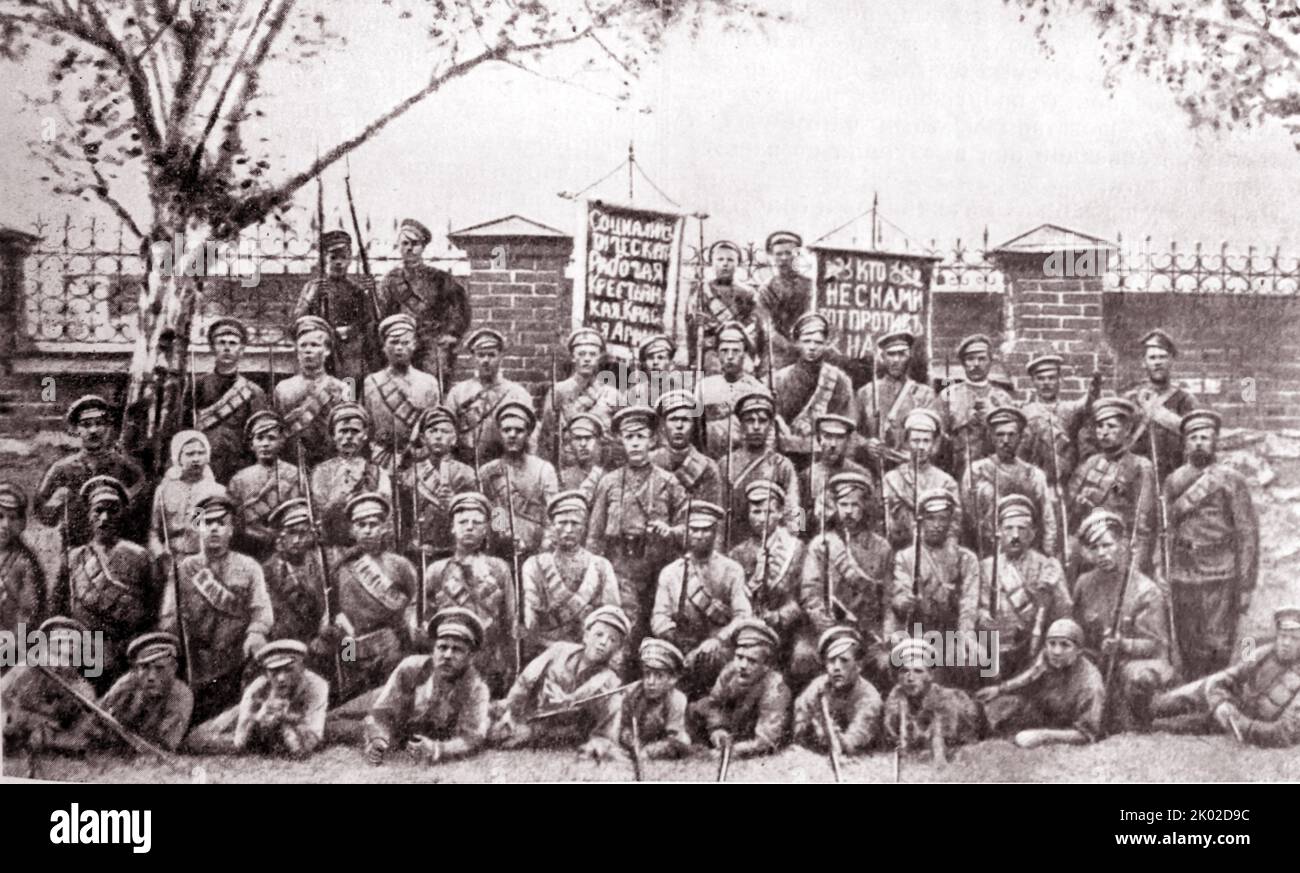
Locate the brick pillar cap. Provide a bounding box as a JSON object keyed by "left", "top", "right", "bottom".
{"left": 988, "top": 223, "right": 1116, "bottom": 261}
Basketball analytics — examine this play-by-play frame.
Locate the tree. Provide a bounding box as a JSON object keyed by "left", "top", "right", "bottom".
{"left": 0, "top": 0, "right": 780, "bottom": 469}
{"left": 1006, "top": 1, "right": 1300, "bottom": 143}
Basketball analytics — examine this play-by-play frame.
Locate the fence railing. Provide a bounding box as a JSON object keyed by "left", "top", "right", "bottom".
{"left": 16, "top": 217, "right": 1300, "bottom": 350}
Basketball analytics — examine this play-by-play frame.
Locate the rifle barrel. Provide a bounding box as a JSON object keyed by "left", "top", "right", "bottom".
{"left": 716, "top": 738, "right": 732, "bottom": 783}
{"left": 35, "top": 665, "right": 174, "bottom": 763}
{"left": 159, "top": 520, "right": 194, "bottom": 688}
{"left": 820, "top": 693, "right": 843, "bottom": 783}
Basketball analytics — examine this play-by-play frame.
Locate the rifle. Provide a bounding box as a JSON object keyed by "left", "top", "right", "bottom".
{"left": 189, "top": 340, "right": 198, "bottom": 430}
{"left": 526, "top": 682, "right": 639, "bottom": 721}
{"left": 342, "top": 155, "right": 383, "bottom": 329}
{"left": 1046, "top": 415, "right": 1071, "bottom": 573}
{"left": 550, "top": 350, "right": 562, "bottom": 470}
{"left": 715, "top": 735, "right": 733, "bottom": 783}
{"left": 314, "top": 150, "right": 331, "bottom": 327}
{"left": 34, "top": 665, "right": 178, "bottom": 766}
{"left": 629, "top": 714, "right": 644, "bottom": 782}
{"left": 757, "top": 462, "right": 774, "bottom": 606}
{"left": 765, "top": 322, "right": 784, "bottom": 454}
{"left": 724, "top": 411, "right": 734, "bottom": 548}
{"left": 390, "top": 428, "right": 402, "bottom": 549}
{"left": 414, "top": 462, "right": 428, "bottom": 627}
{"left": 909, "top": 452, "right": 922, "bottom": 631}
{"left": 1148, "top": 425, "right": 1182, "bottom": 676}
{"left": 159, "top": 519, "right": 194, "bottom": 688}
{"left": 473, "top": 422, "right": 484, "bottom": 492}
{"left": 1029, "top": 603, "right": 1048, "bottom": 658}
{"left": 894, "top": 698, "right": 906, "bottom": 783}
{"left": 989, "top": 466, "right": 1000, "bottom": 619}
{"left": 870, "top": 351, "right": 892, "bottom": 539}
{"left": 502, "top": 463, "right": 524, "bottom": 679}
{"left": 818, "top": 439, "right": 831, "bottom": 613}
{"left": 677, "top": 494, "right": 695, "bottom": 618}
{"left": 297, "top": 444, "right": 344, "bottom": 690}
{"left": 1102, "top": 515, "right": 1142, "bottom": 707}
{"left": 820, "top": 693, "right": 843, "bottom": 783}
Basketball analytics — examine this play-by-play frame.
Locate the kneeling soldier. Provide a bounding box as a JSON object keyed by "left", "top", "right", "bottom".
{"left": 793, "top": 626, "right": 883, "bottom": 755}
{"left": 1, "top": 616, "right": 97, "bottom": 756}
{"left": 621, "top": 637, "right": 692, "bottom": 760}
{"left": 883, "top": 637, "right": 981, "bottom": 761}
{"left": 353, "top": 607, "right": 491, "bottom": 766}
{"left": 186, "top": 639, "right": 328, "bottom": 757}
{"left": 689, "top": 618, "right": 791, "bottom": 759}
{"left": 87, "top": 631, "right": 193, "bottom": 753}
{"left": 489, "top": 605, "right": 630, "bottom": 760}
{"left": 977, "top": 618, "right": 1104, "bottom": 748}
{"left": 1151, "top": 606, "right": 1300, "bottom": 747}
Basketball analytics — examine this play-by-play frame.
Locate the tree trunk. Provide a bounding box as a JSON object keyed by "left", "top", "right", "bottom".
{"left": 120, "top": 218, "right": 210, "bottom": 477}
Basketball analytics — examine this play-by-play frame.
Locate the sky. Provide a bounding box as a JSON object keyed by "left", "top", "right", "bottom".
{"left": 3, "top": 0, "right": 1300, "bottom": 254}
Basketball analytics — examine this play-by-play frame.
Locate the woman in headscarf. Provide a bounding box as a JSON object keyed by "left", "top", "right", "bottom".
{"left": 149, "top": 430, "right": 226, "bottom": 560}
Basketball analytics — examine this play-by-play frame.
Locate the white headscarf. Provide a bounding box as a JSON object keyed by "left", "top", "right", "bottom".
{"left": 166, "top": 430, "right": 216, "bottom": 481}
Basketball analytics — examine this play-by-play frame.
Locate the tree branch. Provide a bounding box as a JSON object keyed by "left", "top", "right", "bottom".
{"left": 210, "top": 0, "right": 295, "bottom": 178}
{"left": 191, "top": 0, "right": 274, "bottom": 170}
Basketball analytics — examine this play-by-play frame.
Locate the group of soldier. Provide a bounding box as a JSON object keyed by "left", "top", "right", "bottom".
{"left": 2, "top": 223, "right": 1296, "bottom": 779}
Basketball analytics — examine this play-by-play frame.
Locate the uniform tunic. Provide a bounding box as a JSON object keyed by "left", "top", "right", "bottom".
{"left": 149, "top": 475, "right": 224, "bottom": 558}
{"left": 539, "top": 376, "right": 621, "bottom": 469}
{"left": 292, "top": 276, "right": 381, "bottom": 384}
{"left": 689, "top": 663, "right": 790, "bottom": 753}
{"left": 421, "top": 552, "right": 516, "bottom": 689}
{"left": 363, "top": 655, "right": 490, "bottom": 759}
{"left": 1123, "top": 382, "right": 1197, "bottom": 482}
{"left": 191, "top": 669, "right": 330, "bottom": 756}
{"left": 886, "top": 541, "right": 981, "bottom": 638}
{"left": 228, "top": 460, "right": 304, "bottom": 558}
{"left": 620, "top": 683, "right": 691, "bottom": 758}
{"left": 801, "top": 457, "right": 871, "bottom": 537}
{"left": 793, "top": 674, "right": 883, "bottom": 754}
{"left": 983, "top": 653, "right": 1105, "bottom": 740}
{"left": 362, "top": 366, "right": 441, "bottom": 469}
{"left": 192, "top": 372, "right": 268, "bottom": 483}
{"left": 308, "top": 457, "right": 389, "bottom": 548}
{"left": 330, "top": 549, "right": 417, "bottom": 695}
{"left": 696, "top": 372, "right": 770, "bottom": 460}
{"left": 729, "top": 527, "right": 804, "bottom": 642}
{"left": 0, "top": 542, "right": 45, "bottom": 636}
{"left": 881, "top": 462, "right": 963, "bottom": 550}
{"left": 651, "top": 552, "right": 752, "bottom": 654}
{"left": 685, "top": 279, "right": 768, "bottom": 376}
{"left": 800, "top": 528, "right": 893, "bottom": 676}
{"left": 883, "top": 682, "right": 981, "bottom": 750}
{"left": 758, "top": 271, "right": 813, "bottom": 371}
{"left": 651, "top": 446, "right": 722, "bottom": 505}
{"left": 1067, "top": 449, "right": 1157, "bottom": 571}
{"left": 1163, "top": 460, "right": 1259, "bottom": 677}
{"left": 773, "top": 360, "right": 856, "bottom": 456}
{"left": 159, "top": 551, "right": 273, "bottom": 687}
{"left": 261, "top": 550, "right": 328, "bottom": 644}
{"left": 855, "top": 376, "right": 936, "bottom": 467}
{"left": 273, "top": 373, "right": 351, "bottom": 468}
{"left": 975, "top": 549, "right": 1073, "bottom": 677}
{"left": 931, "top": 380, "right": 1015, "bottom": 479}
{"left": 1018, "top": 394, "right": 1090, "bottom": 488}
{"left": 499, "top": 640, "right": 623, "bottom": 746}
{"left": 443, "top": 377, "right": 534, "bottom": 464}
{"left": 92, "top": 671, "right": 194, "bottom": 751}
{"left": 378, "top": 263, "right": 471, "bottom": 374}
{"left": 961, "top": 456, "right": 1059, "bottom": 558}
{"left": 1, "top": 666, "right": 97, "bottom": 752}
{"left": 481, "top": 454, "right": 559, "bottom": 559}
{"left": 57, "top": 538, "right": 159, "bottom": 681}
{"left": 405, "top": 455, "right": 478, "bottom": 556}
{"left": 723, "top": 447, "right": 803, "bottom": 546}
{"left": 1204, "top": 645, "right": 1300, "bottom": 747}
{"left": 36, "top": 449, "right": 146, "bottom": 549}
{"left": 521, "top": 548, "right": 621, "bottom": 656}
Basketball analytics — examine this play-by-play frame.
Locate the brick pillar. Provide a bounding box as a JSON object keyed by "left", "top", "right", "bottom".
{"left": 448, "top": 224, "right": 574, "bottom": 397}
{"left": 0, "top": 227, "right": 38, "bottom": 375}
{"left": 989, "top": 227, "right": 1117, "bottom": 399}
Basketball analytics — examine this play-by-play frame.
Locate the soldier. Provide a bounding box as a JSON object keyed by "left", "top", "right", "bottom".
{"left": 227, "top": 410, "right": 304, "bottom": 561}
{"left": 443, "top": 328, "right": 534, "bottom": 464}
{"left": 558, "top": 413, "right": 607, "bottom": 501}
{"left": 977, "top": 617, "right": 1104, "bottom": 748}
{"left": 729, "top": 481, "right": 804, "bottom": 670}
{"left": 588, "top": 406, "right": 689, "bottom": 637}
{"left": 688, "top": 618, "right": 791, "bottom": 759}
{"left": 685, "top": 240, "right": 768, "bottom": 377}
{"left": 187, "top": 639, "right": 329, "bottom": 758}
{"left": 881, "top": 409, "right": 962, "bottom": 551}
{"left": 362, "top": 313, "right": 441, "bottom": 470}
{"left": 1066, "top": 398, "right": 1157, "bottom": 573}
{"left": 1124, "top": 328, "right": 1197, "bottom": 483}
{"left": 885, "top": 490, "right": 982, "bottom": 681}
{"left": 652, "top": 390, "right": 722, "bottom": 504}
{"left": 539, "top": 327, "right": 620, "bottom": 470}
{"left": 406, "top": 405, "right": 477, "bottom": 561}
{"left": 191, "top": 316, "right": 269, "bottom": 482}
{"left": 318, "top": 493, "right": 417, "bottom": 700}
{"left": 975, "top": 495, "right": 1073, "bottom": 681}
{"left": 792, "top": 626, "right": 883, "bottom": 755}
{"left": 799, "top": 472, "right": 893, "bottom": 686}
{"left": 1163, "top": 410, "right": 1258, "bottom": 679}
{"left": 1072, "top": 509, "right": 1175, "bottom": 732}
{"left": 309, "top": 402, "right": 391, "bottom": 554}
{"left": 1152, "top": 606, "right": 1300, "bottom": 747}
{"left": 620, "top": 636, "right": 691, "bottom": 760}
{"left": 36, "top": 395, "right": 146, "bottom": 549}
{"left": 149, "top": 430, "right": 224, "bottom": 561}
{"left": 84, "top": 631, "right": 193, "bottom": 752}
{"left": 350, "top": 606, "right": 491, "bottom": 766}
{"left": 274, "top": 315, "right": 352, "bottom": 467}
{"left": 521, "top": 491, "right": 620, "bottom": 662}
{"left": 772, "top": 312, "right": 856, "bottom": 460}
{"left": 377, "top": 218, "right": 471, "bottom": 379}
{"left": 758, "top": 230, "right": 813, "bottom": 372}
{"left": 1, "top": 616, "right": 97, "bottom": 755}
{"left": 802, "top": 413, "right": 870, "bottom": 534}
{"left": 961, "top": 406, "right": 1058, "bottom": 559}
{"left": 696, "top": 322, "right": 770, "bottom": 461}
{"left": 54, "top": 475, "right": 158, "bottom": 688}
{"left": 0, "top": 482, "right": 45, "bottom": 636}
{"left": 418, "top": 492, "right": 515, "bottom": 696}
{"left": 883, "top": 637, "right": 981, "bottom": 759}
{"left": 488, "top": 605, "right": 630, "bottom": 759}
{"left": 855, "top": 331, "right": 935, "bottom": 472}
{"left": 261, "top": 498, "right": 328, "bottom": 646}
{"left": 292, "top": 229, "right": 381, "bottom": 386}
{"left": 724, "top": 392, "right": 802, "bottom": 547}
{"left": 158, "top": 492, "right": 273, "bottom": 722}
{"left": 1018, "top": 353, "right": 1097, "bottom": 494}
{"left": 624, "top": 333, "right": 689, "bottom": 411}
{"left": 931, "top": 334, "right": 1014, "bottom": 481}
{"left": 481, "top": 401, "right": 559, "bottom": 562}
{"left": 651, "top": 501, "right": 751, "bottom": 695}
